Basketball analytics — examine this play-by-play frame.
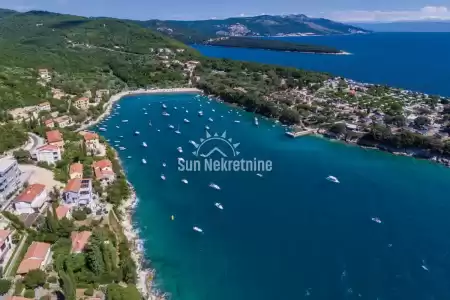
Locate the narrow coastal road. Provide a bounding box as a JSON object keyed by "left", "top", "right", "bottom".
{"left": 26, "top": 132, "right": 44, "bottom": 152}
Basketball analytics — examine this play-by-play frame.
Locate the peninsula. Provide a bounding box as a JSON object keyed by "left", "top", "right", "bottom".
{"left": 203, "top": 37, "right": 343, "bottom": 54}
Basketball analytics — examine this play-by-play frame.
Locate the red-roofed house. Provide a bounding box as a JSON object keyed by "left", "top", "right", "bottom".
{"left": 69, "top": 163, "right": 83, "bottom": 179}
{"left": 14, "top": 184, "right": 48, "bottom": 214}
{"left": 17, "top": 242, "right": 51, "bottom": 275}
{"left": 44, "top": 119, "right": 54, "bottom": 128}
{"left": 92, "top": 159, "right": 115, "bottom": 184}
{"left": 74, "top": 97, "right": 89, "bottom": 110}
{"left": 62, "top": 178, "right": 93, "bottom": 205}
{"left": 46, "top": 130, "right": 64, "bottom": 149}
{"left": 0, "top": 229, "right": 13, "bottom": 263}
{"left": 55, "top": 205, "right": 71, "bottom": 220}
{"left": 71, "top": 231, "right": 92, "bottom": 253}
{"left": 35, "top": 144, "right": 61, "bottom": 165}
{"left": 84, "top": 132, "right": 100, "bottom": 152}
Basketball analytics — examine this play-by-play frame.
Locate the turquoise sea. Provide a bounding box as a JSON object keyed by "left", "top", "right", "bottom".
{"left": 96, "top": 93, "right": 450, "bottom": 300}
{"left": 193, "top": 32, "right": 450, "bottom": 96}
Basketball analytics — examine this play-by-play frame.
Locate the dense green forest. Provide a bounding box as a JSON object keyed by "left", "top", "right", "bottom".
{"left": 204, "top": 37, "right": 341, "bottom": 53}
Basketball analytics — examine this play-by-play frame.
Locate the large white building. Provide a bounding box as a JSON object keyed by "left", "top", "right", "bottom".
{"left": 0, "top": 229, "right": 13, "bottom": 264}
{"left": 0, "top": 157, "right": 22, "bottom": 203}
{"left": 13, "top": 184, "right": 48, "bottom": 214}
{"left": 34, "top": 144, "right": 61, "bottom": 165}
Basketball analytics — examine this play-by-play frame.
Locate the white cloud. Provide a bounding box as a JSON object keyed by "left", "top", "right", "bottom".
{"left": 326, "top": 6, "right": 450, "bottom": 22}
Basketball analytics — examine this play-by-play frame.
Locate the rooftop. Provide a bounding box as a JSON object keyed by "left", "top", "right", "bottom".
{"left": 55, "top": 205, "right": 70, "bottom": 220}
{"left": 71, "top": 231, "right": 92, "bottom": 253}
{"left": 84, "top": 132, "right": 99, "bottom": 141}
{"left": 69, "top": 163, "right": 83, "bottom": 175}
{"left": 93, "top": 159, "right": 112, "bottom": 169}
{"left": 17, "top": 241, "right": 51, "bottom": 274}
{"left": 64, "top": 178, "right": 81, "bottom": 193}
{"left": 0, "top": 157, "right": 17, "bottom": 173}
{"left": 15, "top": 184, "right": 46, "bottom": 203}
{"left": 46, "top": 130, "right": 63, "bottom": 143}
{"left": 0, "top": 229, "right": 11, "bottom": 248}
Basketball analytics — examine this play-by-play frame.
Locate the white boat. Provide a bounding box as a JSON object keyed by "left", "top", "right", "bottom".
{"left": 142, "top": 142, "right": 147, "bottom": 147}
{"left": 184, "top": 118, "right": 190, "bottom": 123}
{"left": 162, "top": 163, "right": 166, "bottom": 167}
{"left": 234, "top": 120, "right": 241, "bottom": 123}
{"left": 135, "top": 131, "right": 140, "bottom": 135}
{"left": 177, "top": 147, "right": 183, "bottom": 153}
{"left": 127, "top": 156, "right": 132, "bottom": 159}
{"left": 116, "top": 125, "right": 120, "bottom": 129}
{"left": 142, "top": 159, "right": 147, "bottom": 164}
{"left": 144, "top": 112, "right": 148, "bottom": 115}
{"left": 168, "top": 124, "right": 174, "bottom": 129}
{"left": 185, "top": 110, "right": 189, "bottom": 113}
{"left": 174, "top": 107, "right": 178, "bottom": 110}
{"left": 198, "top": 111, "right": 203, "bottom": 116}
{"left": 119, "top": 135, "right": 124, "bottom": 138}
{"left": 99, "top": 127, "right": 107, "bottom": 131}
{"left": 254, "top": 117, "right": 259, "bottom": 126}
{"left": 371, "top": 217, "right": 382, "bottom": 224}
{"left": 157, "top": 129, "right": 160, "bottom": 132}
{"left": 122, "top": 120, "right": 128, "bottom": 123}
{"left": 256, "top": 173, "right": 263, "bottom": 177}
{"left": 181, "top": 179, "right": 188, "bottom": 184}
{"left": 114, "top": 140, "right": 120, "bottom": 143}
{"left": 162, "top": 104, "right": 167, "bottom": 109}
{"left": 161, "top": 174, "right": 166, "bottom": 180}
{"left": 175, "top": 126, "right": 181, "bottom": 134}
{"left": 209, "top": 183, "right": 221, "bottom": 190}
{"left": 326, "top": 175, "right": 339, "bottom": 183}
{"left": 212, "top": 109, "right": 215, "bottom": 112}
{"left": 148, "top": 121, "right": 152, "bottom": 126}
{"left": 119, "top": 147, "right": 126, "bottom": 150}
{"left": 208, "top": 117, "right": 213, "bottom": 122}
{"left": 162, "top": 111, "right": 170, "bottom": 116}
{"left": 205, "top": 126, "right": 210, "bottom": 130}
{"left": 215, "top": 202, "right": 223, "bottom": 210}
{"left": 193, "top": 227, "right": 203, "bottom": 233}
{"left": 189, "top": 140, "right": 198, "bottom": 147}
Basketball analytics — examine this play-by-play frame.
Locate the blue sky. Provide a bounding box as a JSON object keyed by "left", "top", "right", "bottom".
{"left": 1, "top": 0, "right": 450, "bottom": 22}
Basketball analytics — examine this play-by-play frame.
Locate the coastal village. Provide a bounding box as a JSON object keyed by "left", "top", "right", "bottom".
{"left": 1, "top": 23, "right": 450, "bottom": 300}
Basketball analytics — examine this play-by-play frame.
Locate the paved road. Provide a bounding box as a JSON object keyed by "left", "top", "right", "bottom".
{"left": 26, "top": 132, "right": 44, "bottom": 152}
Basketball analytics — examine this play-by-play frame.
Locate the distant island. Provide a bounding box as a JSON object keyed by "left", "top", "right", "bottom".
{"left": 137, "top": 14, "right": 370, "bottom": 43}
{"left": 203, "top": 37, "right": 343, "bottom": 54}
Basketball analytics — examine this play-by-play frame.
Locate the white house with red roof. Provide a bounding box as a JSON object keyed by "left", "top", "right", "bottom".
{"left": 55, "top": 205, "right": 71, "bottom": 220}
{"left": 83, "top": 132, "right": 100, "bottom": 152}
{"left": 92, "top": 159, "right": 115, "bottom": 184}
{"left": 46, "top": 130, "right": 64, "bottom": 150}
{"left": 0, "top": 229, "right": 13, "bottom": 263}
{"left": 17, "top": 241, "right": 51, "bottom": 275}
{"left": 14, "top": 184, "right": 48, "bottom": 214}
{"left": 71, "top": 231, "right": 92, "bottom": 253}
{"left": 34, "top": 144, "right": 61, "bottom": 165}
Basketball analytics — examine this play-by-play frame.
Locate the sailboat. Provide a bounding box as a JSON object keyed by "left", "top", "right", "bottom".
{"left": 175, "top": 125, "right": 181, "bottom": 135}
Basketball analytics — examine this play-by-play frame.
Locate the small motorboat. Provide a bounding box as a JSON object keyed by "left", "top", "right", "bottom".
{"left": 157, "top": 129, "right": 160, "bottom": 132}
{"left": 116, "top": 125, "right": 120, "bottom": 129}
{"left": 162, "top": 163, "right": 166, "bottom": 167}
{"left": 234, "top": 120, "right": 241, "bottom": 123}
{"left": 161, "top": 174, "right": 166, "bottom": 180}
{"left": 209, "top": 183, "right": 221, "bottom": 190}
{"left": 142, "top": 159, "right": 147, "bottom": 164}
{"left": 326, "top": 175, "right": 339, "bottom": 183}
{"left": 148, "top": 121, "right": 152, "bottom": 126}
{"left": 119, "top": 135, "right": 124, "bottom": 138}
{"left": 205, "top": 126, "right": 210, "bottom": 130}
{"left": 215, "top": 203, "right": 223, "bottom": 210}
{"left": 127, "top": 156, "right": 132, "bottom": 159}
{"left": 99, "top": 127, "right": 107, "bottom": 132}
{"left": 175, "top": 126, "right": 181, "bottom": 134}
{"left": 208, "top": 117, "right": 213, "bottom": 122}
{"left": 135, "top": 131, "right": 140, "bottom": 135}
{"left": 181, "top": 179, "right": 188, "bottom": 184}
{"left": 122, "top": 119, "right": 128, "bottom": 123}
{"left": 177, "top": 147, "right": 183, "bottom": 153}
{"left": 144, "top": 112, "right": 148, "bottom": 115}
{"left": 184, "top": 118, "right": 190, "bottom": 123}
{"left": 254, "top": 117, "right": 259, "bottom": 126}
{"left": 185, "top": 109, "right": 189, "bottom": 113}
{"left": 162, "top": 104, "right": 167, "bottom": 109}
{"left": 371, "top": 217, "right": 382, "bottom": 224}
{"left": 198, "top": 111, "right": 203, "bottom": 116}
{"left": 162, "top": 111, "right": 170, "bottom": 116}
{"left": 119, "top": 147, "right": 126, "bottom": 150}
{"left": 193, "top": 227, "right": 203, "bottom": 233}
{"left": 168, "top": 124, "right": 175, "bottom": 129}
{"left": 142, "top": 142, "right": 147, "bottom": 147}
{"left": 212, "top": 109, "right": 215, "bottom": 112}
{"left": 114, "top": 140, "right": 120, "bottom": 143}
{"left": 174, "top": 107, "right": 178, "bottom": 110}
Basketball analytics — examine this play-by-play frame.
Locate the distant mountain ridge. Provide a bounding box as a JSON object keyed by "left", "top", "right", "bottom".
{"left": 137, "top": 14, "right": 371, "bottom": 43}
{"left": 351, "top": 20, "right": 450, "bottom": 32}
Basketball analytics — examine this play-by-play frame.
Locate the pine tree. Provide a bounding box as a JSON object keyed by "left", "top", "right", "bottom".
{"left": 60, "top": 272, "right": 75, "bottom": 300}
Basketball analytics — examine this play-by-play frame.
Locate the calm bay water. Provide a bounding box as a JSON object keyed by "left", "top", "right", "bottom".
{"left": 97, "top": 93, "right": 450, "bottom": 300}
{"left": 193, "top": 32, "right": 450, "bottom": 96}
